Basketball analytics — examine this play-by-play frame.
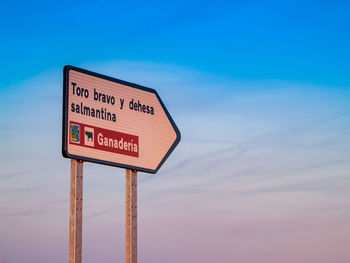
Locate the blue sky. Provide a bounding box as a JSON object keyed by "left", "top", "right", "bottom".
{"left": 1, "top": 1, "right": 350, "bottom": 263}
{"left": 1, "top": 0, "right": 350, "bottom": 87}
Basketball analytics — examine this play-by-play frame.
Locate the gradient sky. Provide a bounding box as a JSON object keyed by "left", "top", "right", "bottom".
{"left": 1, "top": 1, "right": 350, "bottom": 263}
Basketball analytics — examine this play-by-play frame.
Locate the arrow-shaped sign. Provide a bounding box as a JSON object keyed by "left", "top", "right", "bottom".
{"left": 62, "top": 65, "right": 181, "bottom": 173}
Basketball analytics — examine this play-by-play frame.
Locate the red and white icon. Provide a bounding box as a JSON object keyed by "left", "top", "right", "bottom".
{"left": 84, "top": 127, "right": 94, "bottom": 147}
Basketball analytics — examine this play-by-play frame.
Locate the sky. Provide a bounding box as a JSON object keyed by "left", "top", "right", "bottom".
{"left": 0, "top": 1, "right": 350, "bottom": 263}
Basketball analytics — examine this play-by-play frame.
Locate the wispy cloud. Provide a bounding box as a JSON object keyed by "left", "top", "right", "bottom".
{"left": 85, "top": 208, "right": 113, "bottom": 222}
{"left": 0, "top": 207, "right": 66, "bottom": 218}
{"left": 0, "top": 169, "right": 43, "bottom": 180}
{"left": 2, "top": 184, "right": 50, "bottom": 193}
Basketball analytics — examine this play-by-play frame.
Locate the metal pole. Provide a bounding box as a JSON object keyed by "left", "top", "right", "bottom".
{"left": 69, "top": 159, "right": 84, "bottom": 263}
{"left": 126, "top": 169, "right": 137, "bottom": 263}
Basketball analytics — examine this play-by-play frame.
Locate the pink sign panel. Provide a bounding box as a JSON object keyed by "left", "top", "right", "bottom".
{"left": 62, "top": 66, "right": 180, "bottom": 173}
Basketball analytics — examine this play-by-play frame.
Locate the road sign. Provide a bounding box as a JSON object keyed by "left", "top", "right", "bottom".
{"left": 62, "top": 65, "right": 181, "bottom": 173}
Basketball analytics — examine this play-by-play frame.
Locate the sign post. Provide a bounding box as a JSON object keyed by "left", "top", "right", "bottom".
{"left": 69, "top": 159, "right": 83, "bottom": 263}
{"left": 125, "top": 170, "right": 137, "bottom": 263}
{"left": 62, "top": 65, "right": 181, "bottom": 263}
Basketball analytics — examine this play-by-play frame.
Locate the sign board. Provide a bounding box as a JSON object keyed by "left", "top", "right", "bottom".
{"left": 62, "top": 66, "right": 181, "bottom": 173}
